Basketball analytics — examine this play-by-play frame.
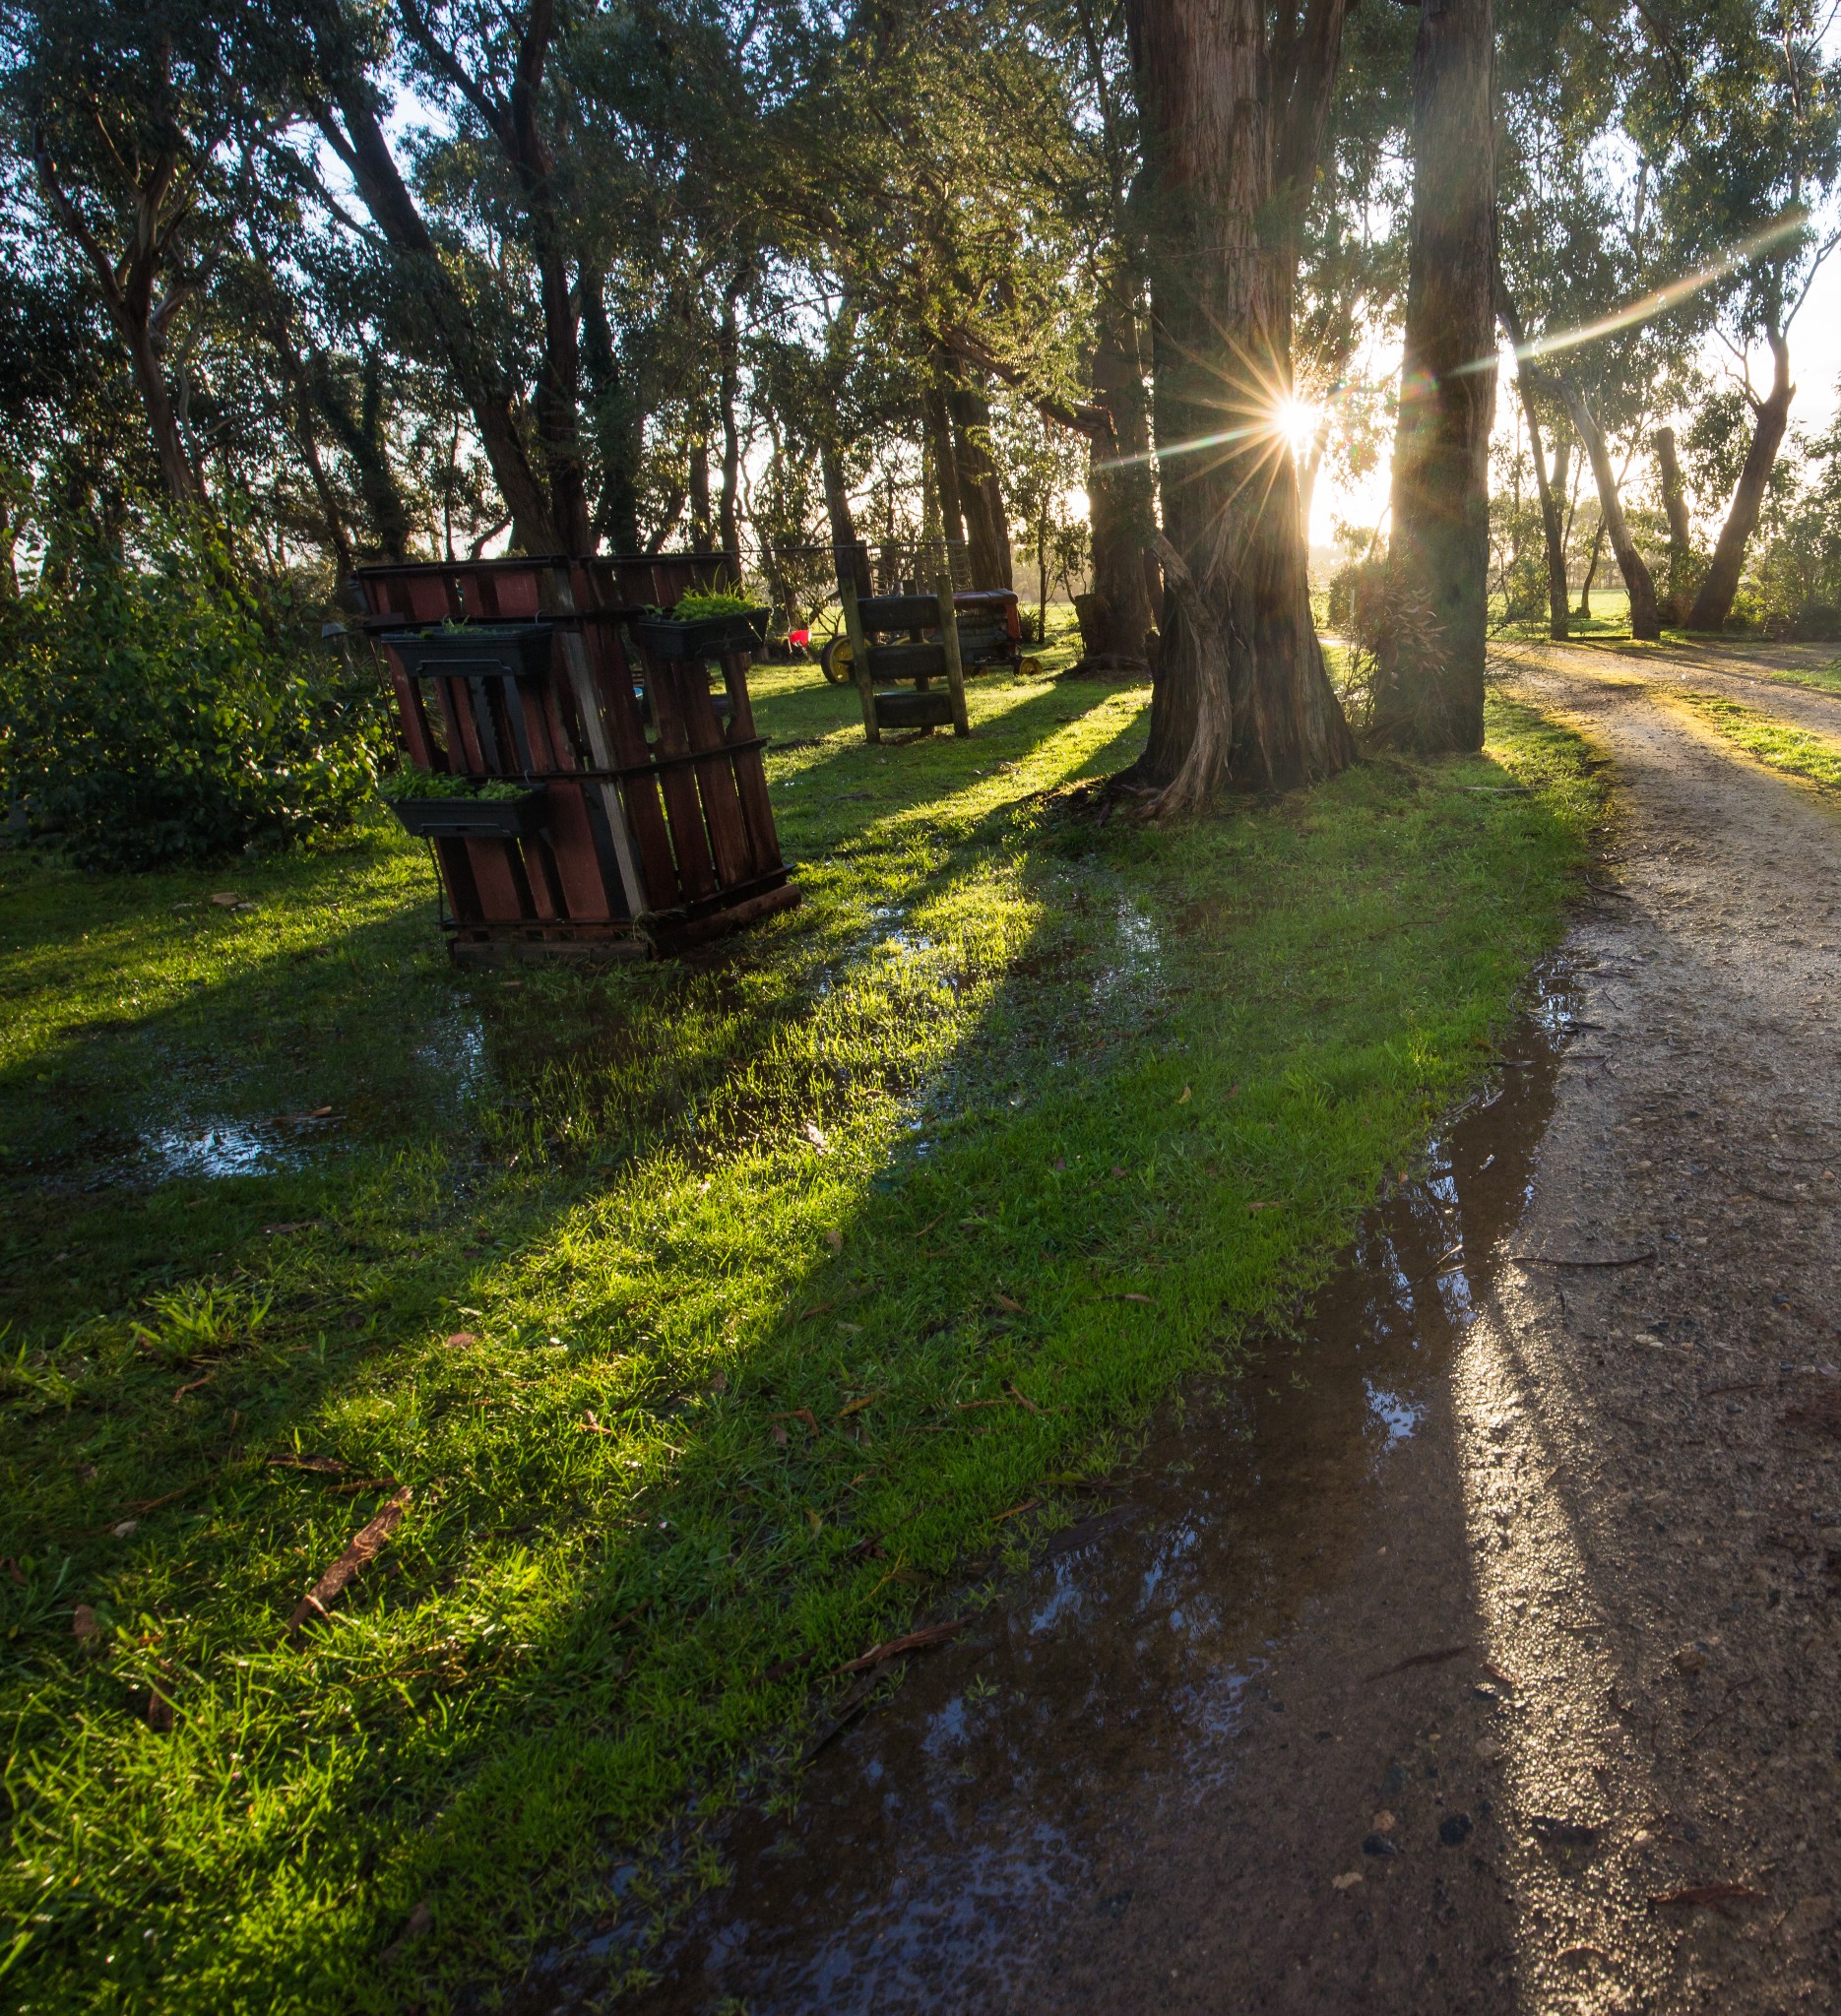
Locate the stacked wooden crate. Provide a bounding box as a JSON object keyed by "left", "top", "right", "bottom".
{"left": 354, "top": 554, "right": 798, "bottom": 961}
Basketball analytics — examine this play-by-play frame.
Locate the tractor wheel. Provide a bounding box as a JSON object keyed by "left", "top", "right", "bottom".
{"left": 819, "top": 635, "right": 855, "bottom": 686}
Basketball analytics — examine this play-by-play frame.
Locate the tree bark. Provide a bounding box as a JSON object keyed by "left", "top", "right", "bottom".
{"left": 1555, "top": 375, "right": 1660, "bottom": 639}
{"left": 820, "top": 441, "right": 871, "bottom": 597}
{"left": 1122, "top": 0, "right": 1353, "bottom": 804}
{"left": 922, "top": 364, "right": 966, "bottom": 561}
{"left": 1079, "top": 281, "right": 1158, "bottom": 670}
{"left": 1686, "top": 326, "right": 1792, "bottom": 632}
{"left": 307, "top": 351, "right": 413, "bottom": 563}
{"left": 1374, "top": 0, "right": 1496, "bottom": 751}
{"left": 1495, "top": 274, "right": 1567, "bottom": 640}
{"left": 580, "top": 268, "right": 643, "bottom": 555}
{"left": 689, "top": 439, "right": 712, "bottom": 548}
{"left": 1654, "top": 424, "right": 1694, "bottom": 623}
{"left": 949, "top": 378, "right": 1013, "bottom": 589}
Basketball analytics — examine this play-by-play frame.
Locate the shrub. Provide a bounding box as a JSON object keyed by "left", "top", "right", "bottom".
{"left": 0, "top": 510, "right": 390, "bottom": 869}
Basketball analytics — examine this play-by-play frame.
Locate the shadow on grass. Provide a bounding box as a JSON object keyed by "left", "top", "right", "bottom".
{"left": 0, "top": 683, "right": 1594, "bottom": 2012}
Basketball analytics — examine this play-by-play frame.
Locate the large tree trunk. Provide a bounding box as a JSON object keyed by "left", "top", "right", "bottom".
{"left": 580, "top": 269, "right": 643, "bottom": 555}
{"left": 922, "top": 363, "right": 966, "bottom": 563}
{"left": 1495, "top": 275, "right": 1566, "bottom": 640}
{"left": 530, "top": 228, "right": 590, "bottom": 551}
{"left": 1122, "top": 0, "right": 1352, "bottom": 805}
{"left": 1687, "top": 326, "right": 1792, "bottom": 633}
{"left": 307, "top": 352, "right": 413, "bottom": 563}
{"left": 1078, "top": 282, "right": 1159, "bottom": 671}
{"left": 820, "top": 441, "right": 871, "bottom": 597}
{"left": 688, "top": 440, "right": 712, "bottom": 548}
{"left": 1374, "top": 0, "right": 1496, "bottom": 751}
{"left": 948, "top": 379, "right": 1014, "bottom": 588}
{"left": 1654, "top": 424, "right": 1695, "bottom": 623}
{"left": 1555, "top": 376, "right": 1659, "bottom": 639}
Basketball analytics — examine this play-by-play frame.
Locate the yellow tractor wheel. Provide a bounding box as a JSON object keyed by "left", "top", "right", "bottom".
{"left": 820, "top": 635, "right": 855, "bottom": 686}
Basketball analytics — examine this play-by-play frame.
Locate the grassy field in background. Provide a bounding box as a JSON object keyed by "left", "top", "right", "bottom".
{"left": 1, "top": 659, "right": 1600, "bottom": 2011}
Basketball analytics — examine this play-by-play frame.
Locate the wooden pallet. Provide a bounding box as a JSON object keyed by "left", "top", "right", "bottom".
{"left": 354, "top": 555, "right": 798, "bottom": 960}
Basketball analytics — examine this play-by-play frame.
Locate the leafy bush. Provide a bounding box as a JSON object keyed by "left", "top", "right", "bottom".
{"left": 0, "top": 510, "right": 389, "bottom": 869}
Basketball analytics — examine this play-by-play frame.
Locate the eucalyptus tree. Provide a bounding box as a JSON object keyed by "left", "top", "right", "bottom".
{"left": 1121, "top": 0, "right": 1353, "bottom": 805}
{"left": 6, "top": 0, "right": 260, "bottom": 505}
{"left": 1495, "top": 0, "right": 1678, "bottom": 640}
{"left": 1634, "top": 0, "right": 1841, "bottom": 631}
{"left": 1372, "top": 0, "right": 1496, "bottom": 751}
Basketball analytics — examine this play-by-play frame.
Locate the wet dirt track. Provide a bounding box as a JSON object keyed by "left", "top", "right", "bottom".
{"left": 575, "top": 650, "right": 1841, "bottom": 2014}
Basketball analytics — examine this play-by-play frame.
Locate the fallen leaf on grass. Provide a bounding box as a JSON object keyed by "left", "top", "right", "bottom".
{"left": 799, "top": 1301, "right": 835, "bottom": 1322}
{"left": 803, "top": 1121, "right": 829, "bottom": 1151}
{"left": 837, "top": 1393, "right": 880, "bottom": 1418}
{"left": 144, "top": 1684, "right": 175, "bottom": 1732}
{"left": 994, "top": 1292, "right": 1024, "bottom": 1315}
{"left": 1177, "top": 1086, "right": 1190, "bottom": 1103}
{"left": 1247, "top": 1201, "right": 1282, "bottom": 1215}
{"left": 171, "top": 1371, "right": 215, "bottom": 1405}
{"left": 992, "top": 1498, "right": 1039, "bottom": 1523}
{"left": 1111, "top": 1292, "right": 1153, "bottom": 1304}
{"left": 444, "top": 1332, "right": 477, "bottom": 1350}
{"left": 268, "top": 1455, "right": 348, "bottom": 1477}
{"left": 1649, "top": 1882, "right": 1763, "bottom": 1914}
{"left": 834, "top": 1619, "right": 964, "bottom": 1674}
{"left": 72, "top": 1605, "right": 97, "bottom": 1639}
{"left": 772, "top": 1408, "right": 819, "bottom": 1434}
{"left": 112, "top": 1520, "right": 138, "bottom": 1539}
{"left": 578, "top": 1413, "right": 615, "bottom": 1436}
{"left": 287, "top": 1485, "right": 413, "bottom": 1634}
{"left": 208, "top": 891, "right": 243, "bottom": 908}
{"left": 823, "top": 1227, "right": 843, "bottom": 1254}
{"left": 1331, "top": 1871, "right": 1364, "bottom": 1891}
{"left": 771, "top": 1422, "right": 789, "bottom": 1446}
{"left": 1365, "top": 1644, "right": 1471, "bottom": 1682}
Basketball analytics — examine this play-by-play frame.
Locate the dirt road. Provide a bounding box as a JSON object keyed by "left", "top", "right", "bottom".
{"left": 595, "top": 647, "right": 1841, "bottom": 2013}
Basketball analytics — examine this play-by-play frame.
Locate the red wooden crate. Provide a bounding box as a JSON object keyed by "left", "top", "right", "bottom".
{"left": 353, "top": 556, "right": 797, "bottom": 962}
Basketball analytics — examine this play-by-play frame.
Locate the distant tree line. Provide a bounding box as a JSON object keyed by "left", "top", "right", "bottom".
{"left": 1, "top": 0, "right": 1837, "bottom": 814}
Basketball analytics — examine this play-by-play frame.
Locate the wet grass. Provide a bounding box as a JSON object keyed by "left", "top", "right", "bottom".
{"left": 1, "top": 662, "right": 1599, "bottom": 2012}
{"left": 1662, "top": 687, "right": 1841, "bottom": 794}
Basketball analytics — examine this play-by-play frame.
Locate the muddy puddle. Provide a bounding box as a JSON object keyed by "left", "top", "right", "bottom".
{"left": 516, "top": 970, "right": 1577, "bottom": 2013}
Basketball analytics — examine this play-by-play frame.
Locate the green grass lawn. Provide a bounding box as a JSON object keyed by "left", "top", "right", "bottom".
{"left": 1, "top": 661, "right": 1599, "bottom": 2011}
{"left": 1492, "top": 585, "right": 1638, "bottom": 641}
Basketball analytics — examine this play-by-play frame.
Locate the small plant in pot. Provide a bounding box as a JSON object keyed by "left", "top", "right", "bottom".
{"left": 379, "top": 768, "right": 547, "bottom": 839}
{"left": 634, "top": 590, "right": 769, "bottom": 662}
